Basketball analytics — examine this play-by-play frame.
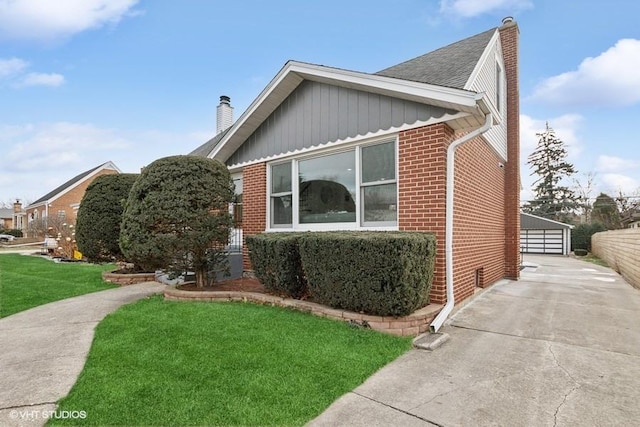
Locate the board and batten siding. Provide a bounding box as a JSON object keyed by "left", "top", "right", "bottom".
{"left": 226, "top": 80, "right": 455, "bottom": 166}
{"left": 466, "top": 37, "right": 507, "bottom": 160}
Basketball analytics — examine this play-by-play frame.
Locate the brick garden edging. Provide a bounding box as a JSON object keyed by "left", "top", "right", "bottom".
{"left": 102, "top": 271, "right": 157, "bottom": 286}
{"left": 164, "top": 286, "right": 442, "bottom": 336}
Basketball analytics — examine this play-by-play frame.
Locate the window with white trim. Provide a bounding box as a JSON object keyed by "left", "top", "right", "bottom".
{"left": 269, "top": 139, "right": 397, "bottom": 229}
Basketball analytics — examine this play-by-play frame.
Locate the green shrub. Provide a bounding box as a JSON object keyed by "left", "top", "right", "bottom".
{"left": 0, "top": 229, "right": 23, "bottom": 238}
{"left": 298, "top": 231, "right": 436, "bottom": 317}
{"left": 120, "top": 156, "right": 235, "bottom": 287}
{"left": 574, "top": 248, "right": 588, "bottom": 256}
{"left": 76, "top": 174, "right": 138, "bottom": 263}
{"left": 571, "top": 222, "right": 606, "bottom": 252}
{"left": 246, "top": 233, "right": 307, "bottom": 298}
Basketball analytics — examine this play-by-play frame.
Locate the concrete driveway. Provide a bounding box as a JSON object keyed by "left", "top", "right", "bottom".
{"left": 310, "top": 254, "right": 640, "bottom": 426}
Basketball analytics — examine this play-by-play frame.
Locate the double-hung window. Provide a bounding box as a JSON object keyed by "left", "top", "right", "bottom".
{"left": 269, "top": 139, "right": 397, "bottom": 229}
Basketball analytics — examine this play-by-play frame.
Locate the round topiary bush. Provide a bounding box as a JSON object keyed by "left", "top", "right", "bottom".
{"left": 76, "top": 174, "right": 139, "bottom": 263}
{"left": 119, "top": 155, "right": 235, "bottom": 288}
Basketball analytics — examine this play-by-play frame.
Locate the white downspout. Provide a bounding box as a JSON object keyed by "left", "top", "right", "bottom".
{"left": 430, "top": 112, "right": 493, "bottom": 333}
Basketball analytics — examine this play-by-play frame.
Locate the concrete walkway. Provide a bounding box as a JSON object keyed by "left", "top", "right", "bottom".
{"left": 0, "top": 282, "right": 164, "bottom": 427}
{"left": 310, "top": 255, "right": 640, "bottom": 426}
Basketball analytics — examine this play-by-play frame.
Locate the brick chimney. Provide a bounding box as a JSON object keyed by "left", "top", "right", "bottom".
{"left": 216, "top": 95, "right": 234, "bottom": 134}
{"left": 13, "top": 199, "right": 22, "bottom": 213}
{"left": 499, "top": 17, "right": 521, "bottom": 279}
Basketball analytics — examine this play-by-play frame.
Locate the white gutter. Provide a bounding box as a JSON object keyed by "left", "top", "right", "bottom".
{"left": 430, "top": 112, "right": 493, "bottom": 333}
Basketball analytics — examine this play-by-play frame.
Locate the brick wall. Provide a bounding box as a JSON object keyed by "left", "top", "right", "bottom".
{"left": 499, "top": 19, "right": 521, "bottom": 279}
{"left": 452, "top": 136, "right": 506, "bottom": 302}
{"left": 398, "top": 123, "right": 506, "bottom": 305}
{"left": 398, "top": 123, "right": 451, "bottom": 304}
{"left": 592, "top": 229, "right": 640, "bottom": 289}
{"left": 52, "top": 169, "right": 118, "bottom": 223}
{"left": 242, "top": 162, "right": 267, "bottom": 271}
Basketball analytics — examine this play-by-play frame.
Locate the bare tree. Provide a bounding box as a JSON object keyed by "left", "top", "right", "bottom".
{"left": 572, "top": 172, "right": 598, "bottom": 223}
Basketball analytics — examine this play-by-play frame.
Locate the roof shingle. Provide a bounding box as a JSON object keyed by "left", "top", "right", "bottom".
{"left": 375, "top": 28, "right": 497, "bottom": 89}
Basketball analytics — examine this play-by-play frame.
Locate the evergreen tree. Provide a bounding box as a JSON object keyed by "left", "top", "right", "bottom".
{"left": 524, "top": 122, "right": 578, "bottom": 222}
{"left": 592, "top": 193, "right": 622, "bottom": 230}
{"left": 120, "top": 155, "right": 235, "bottom": 287}
{"left": 76, "top": 174, "right": 138, "bottom": 263}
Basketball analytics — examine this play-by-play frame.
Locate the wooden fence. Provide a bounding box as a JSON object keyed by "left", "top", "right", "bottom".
{"left": 592, "top": 228, "right": 640, "bottom": 289}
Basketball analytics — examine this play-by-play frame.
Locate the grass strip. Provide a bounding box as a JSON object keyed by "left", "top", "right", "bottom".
{"left": 0, "top": 254, "right": 115, "bottom": 317}
{"left": 51, "top": 296, "right": 411, "bottom": 426}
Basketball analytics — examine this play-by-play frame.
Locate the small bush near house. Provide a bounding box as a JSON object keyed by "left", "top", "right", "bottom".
{"left": 76, "top": 174, "right": 139, "bottom": 263}
{"left": 246, "top": 233, "right": 307, "bottom": 298}
{"left": 299, "top": 231, "right": 436, "bottom": 317}
{"left": 571, "top": 222, "right": 606, "bottom": 252}
{"left": 0, "top": 229, "right": 23, "bottom": 238}
{"left": 120, "top": 155, "right": 235, "bottom": 288}
{"left": 574, "top": 248, "right": 588, "bottom": 256}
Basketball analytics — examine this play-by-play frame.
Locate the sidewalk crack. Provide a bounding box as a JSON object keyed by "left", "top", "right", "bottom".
{"left": 548, "top": 343, "right": 581, "bottom": 427}
{"left": 352, "top": 391, "right": 443, "bottom": 426}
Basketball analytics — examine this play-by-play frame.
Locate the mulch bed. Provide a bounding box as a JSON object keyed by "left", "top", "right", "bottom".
{"left": 177, "top": 277, "right": 265, "bottom": 293}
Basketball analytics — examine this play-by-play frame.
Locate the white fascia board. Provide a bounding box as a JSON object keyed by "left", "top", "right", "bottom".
{"left": 211, "top": 61, "right": 484, "bottom": 163}
{"left": 290, "top": 62, "right": 480, "bottom": 111}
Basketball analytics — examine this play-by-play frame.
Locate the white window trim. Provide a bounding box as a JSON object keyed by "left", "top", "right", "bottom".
{"left": 266, "top": 136, "right": 399, "bottom": 232}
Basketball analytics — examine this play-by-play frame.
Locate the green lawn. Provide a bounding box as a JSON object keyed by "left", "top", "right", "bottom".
{"left": 51, "top": 297, "right": 412, "bottom": 426}
{"left": 0, "top": 254, "right": 116, "bottom": 317}
{"left": 577, "top": 253, "right": 610, "bottom": 268}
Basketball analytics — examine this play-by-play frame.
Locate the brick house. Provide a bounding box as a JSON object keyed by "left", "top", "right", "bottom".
{"left": 192, "top": 18, "right": 521, "bottom": 329}
{"left": 24, "top": 161, "right": 120, "bottom": 236}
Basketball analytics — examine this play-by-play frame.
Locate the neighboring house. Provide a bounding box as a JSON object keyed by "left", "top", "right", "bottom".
{"left": 24, "top": 161, "right": 121, "bottom": 236}
{"left": 520, "top": 212, "right": 573, "bottom": 255}
{"left": 191, "top": 18, "right": 521, "bottom": 315}
{"left": 0, "top": 208, "right": 13, "bottom": 229}
{"left": 621, "top": 208, "right": 640, "bottom": 229}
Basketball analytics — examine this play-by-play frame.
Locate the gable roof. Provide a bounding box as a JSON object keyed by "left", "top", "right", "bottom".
{"left": 29, "top": 161, "right": 121, "bottom": 207}
{"left": 375, "top": 28, "right": 497, "bottom": 89}
{"left": 189, "top": 127, "right": 230, "bottom": 158}
{"left": 190, "top": 26, "right": 499, "bottom": 164}
{"left": 521, "top": 212, "right": 574, "bottom": 230}
{"left": 0, "top": 208, "right": 13, "bottom": 219}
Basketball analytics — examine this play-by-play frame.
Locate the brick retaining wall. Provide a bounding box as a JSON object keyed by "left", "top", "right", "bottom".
{"left": 102, "top": 271, "right": 157, "bottom": 286}
{"left": 592, "top": 228, "right": 640, "bottom": 289}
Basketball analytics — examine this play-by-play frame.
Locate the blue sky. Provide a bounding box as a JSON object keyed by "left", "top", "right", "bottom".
{"left": 1, "top": 0, "right": 639, "bottom": 206}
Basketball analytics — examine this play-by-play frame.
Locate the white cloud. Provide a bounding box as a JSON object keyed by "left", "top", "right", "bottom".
{"left": 0, "top": 121, "right": 206, "bottom": 201}
{"left": 439, "top": 0, "right": 532, "bottom": 18}
{"left": 600, "top": 174, "right": 640, "bottom": 195}
{"left": 0, "top": 0, "right": 140, "bottom": 42}
{"left": 0, "top": 57, "right": 28, "bottom": 77}
{"left": 596, "top": 155, "right": 640, "bottom": 173}
{"left": 531, "top": 39, "right": 640, "bottom": 107}
{"left": 17, "top": 72, "right": 65, "bottom": 88}
{"left": 0, "top": 57, "right": 65, "bottom": 88}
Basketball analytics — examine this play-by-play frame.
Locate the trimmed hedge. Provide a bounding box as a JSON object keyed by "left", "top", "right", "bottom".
{"left": 298, "top": 232, "right": 435, "bottom": 317}
{"left": 0, "top": 229, "right": 22, "bottom": 238}
{"left": 247, "top": 231, "right": 436, "bottom": 316}
{"left": 245, "top": 233, "right": 308, "bottom": 298}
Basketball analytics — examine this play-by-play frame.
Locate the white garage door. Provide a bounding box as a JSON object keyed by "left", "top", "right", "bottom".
{"left": 520, "top": 229, "right": 564, "bottom": 254}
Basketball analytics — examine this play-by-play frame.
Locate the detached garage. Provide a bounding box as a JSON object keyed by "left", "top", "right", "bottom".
{"left": 520, "top": 213, "right": 573, "bottom": 255}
